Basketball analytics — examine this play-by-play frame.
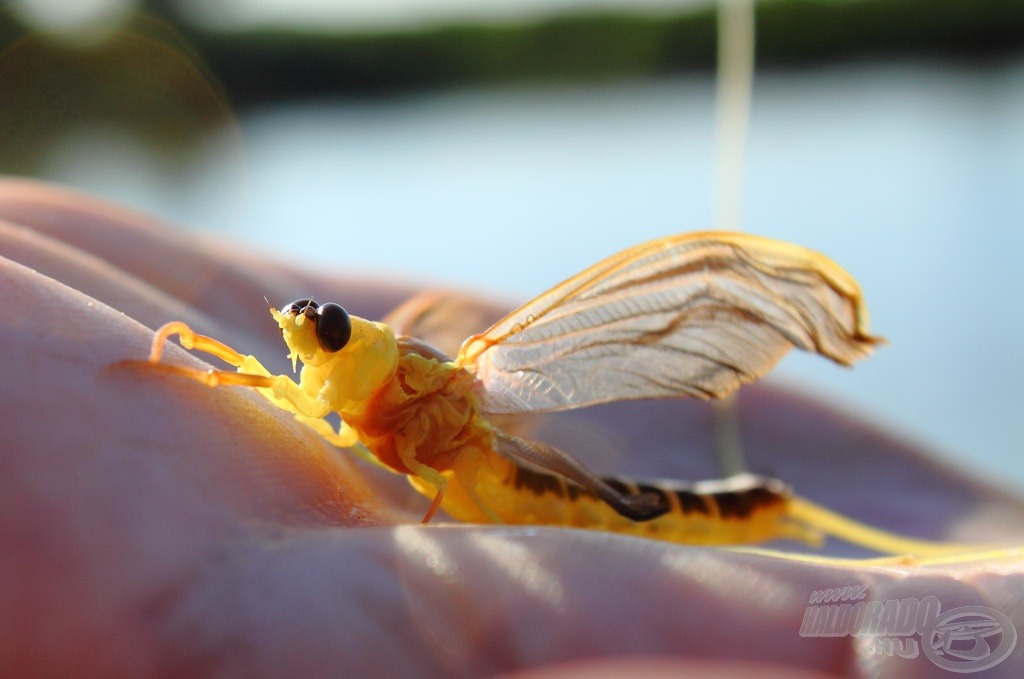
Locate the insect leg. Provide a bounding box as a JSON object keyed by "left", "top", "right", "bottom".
{"left": 293, "top": 414, "right": 355, "bottom": 447}
{"left": 293, "top": 415, "right": 385, "bottom": 468}
{"left": 494, "top": 431, "right": 669, "bottom": 522}
{"left": 126, "top": 321, "right": 272, "bottom": 391}
{"left": 399, "top": 453, "right": 447, "bottom": 524}
{"left": 137, "top": 322, "right": 332, "bottom": 421}
{"left": 137, "top": 321, "right": 274, "bottom": 387}
{"left": 149, "top": 321, "right": 234, "bottom": 363}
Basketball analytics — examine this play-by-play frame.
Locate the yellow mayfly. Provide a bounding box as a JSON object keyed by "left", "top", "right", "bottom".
{"left": 125, "top": 231, "right": 959, "bottom": 555}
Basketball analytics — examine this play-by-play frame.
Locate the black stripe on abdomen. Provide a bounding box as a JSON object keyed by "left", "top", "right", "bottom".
{"left": 512, "top": 463, "right": 568, "bottom": 498}
{"left": 511, "top": 464, "right": 789, "bottom": 522}
{"left": 659, "top": 475, "right": 791, "bottom": 519}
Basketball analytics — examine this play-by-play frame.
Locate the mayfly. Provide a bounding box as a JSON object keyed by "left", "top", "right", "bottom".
{"left": 124, "top": 231, "right": 961, "bottom": 555}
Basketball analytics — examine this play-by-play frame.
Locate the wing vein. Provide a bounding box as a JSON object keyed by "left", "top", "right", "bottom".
{"left": 457, "top": 232, "right": 881, "bottom": 414}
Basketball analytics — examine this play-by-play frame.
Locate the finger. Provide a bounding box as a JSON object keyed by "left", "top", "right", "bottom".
{"left": 169, "top": 522, "right": 1022, "bottom": 677}
{"left": 0, "top": 177, "right": 413, "bottom": 344}
{"left": 6, "top": 176, "right": 1022, "bottom": 550}
{"left": 0, "top": 217, "right": 220, "bottom": 334}
{"left": 3, "top": 183, "right": 1022, "bottom": 677}
{"left": 0, "top": 255, "right": 393, "bottom": 587}
{"left": 497, "top": 658, "right": 841, "bottom": 679}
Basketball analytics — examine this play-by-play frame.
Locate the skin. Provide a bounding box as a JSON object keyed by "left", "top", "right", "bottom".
{"left": 1, "top": 176, "right": 1023, "bottom": 678}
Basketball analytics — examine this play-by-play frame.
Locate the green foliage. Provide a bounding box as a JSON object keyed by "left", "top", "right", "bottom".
{"left": 1, "top": 0, "right": 1022, "bottom": 111}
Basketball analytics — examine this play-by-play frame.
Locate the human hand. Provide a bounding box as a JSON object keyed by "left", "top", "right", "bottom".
{"left": 1, "top": 177, "right": 1021, "bottom": 677}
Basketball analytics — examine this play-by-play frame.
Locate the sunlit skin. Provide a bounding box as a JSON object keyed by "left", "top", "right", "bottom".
{"left": 127, "top": 231, "right": 977, "bottom": 556}
{"left": 4, "top": 178, "right": 1024, "bottom": 677}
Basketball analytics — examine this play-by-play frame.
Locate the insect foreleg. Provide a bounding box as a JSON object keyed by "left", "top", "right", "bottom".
{"left": 132, "top": 321, "right": 275, "bottom": 390}
{"left": 143, "top": 321, "right": 331, "bottom": 419}
{"left": 149, "top": 321, "right": 248, "bottom": 367}
{"left": 142, "top": 322, "right": 386, "bottom": 467}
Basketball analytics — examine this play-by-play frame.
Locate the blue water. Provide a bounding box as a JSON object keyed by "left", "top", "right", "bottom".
{"left": 42, "top": 60, "right": 1024, "bottom": 490}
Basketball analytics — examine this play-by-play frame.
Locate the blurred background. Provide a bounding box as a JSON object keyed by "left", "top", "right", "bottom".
{"left": 1, "top": 0, "right": 1022, "bottom": 489}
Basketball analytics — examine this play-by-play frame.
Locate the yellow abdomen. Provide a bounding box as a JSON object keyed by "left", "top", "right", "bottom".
{"left": 412, "top": 449, "right": 822, "bottom": 547}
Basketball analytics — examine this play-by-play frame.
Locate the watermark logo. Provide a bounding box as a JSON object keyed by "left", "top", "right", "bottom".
{"left": 800, "top": 586, "right": 1016, "bottom": 673}
{"left": 923, "top": 605, "right": 1017, "bottom": 673}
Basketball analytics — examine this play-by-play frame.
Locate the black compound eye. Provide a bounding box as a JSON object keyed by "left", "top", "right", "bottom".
{"left": 282, "top": 298, "right": 319, "bottom": 317}
{"left": 315, "top": 303, "right": 352, "bottom": 352}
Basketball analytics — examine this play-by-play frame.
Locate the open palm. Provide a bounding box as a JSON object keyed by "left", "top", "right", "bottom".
{"left": 1, "top": 177, "right": 1021, "bottom": 678}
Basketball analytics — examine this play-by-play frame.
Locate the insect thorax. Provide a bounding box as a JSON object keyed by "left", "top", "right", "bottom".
{"left": 344, "top": 349, "right": 490, "bottom": 475}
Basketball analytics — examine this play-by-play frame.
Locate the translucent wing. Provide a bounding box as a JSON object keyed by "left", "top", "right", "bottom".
{"left": 456, "top": 231, "right": 882, "bottom": 414}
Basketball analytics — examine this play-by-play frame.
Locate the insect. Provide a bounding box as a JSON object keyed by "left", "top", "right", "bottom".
{"left": 126, "top": 231, "right": 963, "bottom": 555}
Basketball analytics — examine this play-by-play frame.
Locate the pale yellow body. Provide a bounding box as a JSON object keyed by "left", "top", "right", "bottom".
{"left": 271, "top": 312, "right": 812, "bottom": 545}
{"left": 129, "top": 232, "right": 984, "bottom": 557}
